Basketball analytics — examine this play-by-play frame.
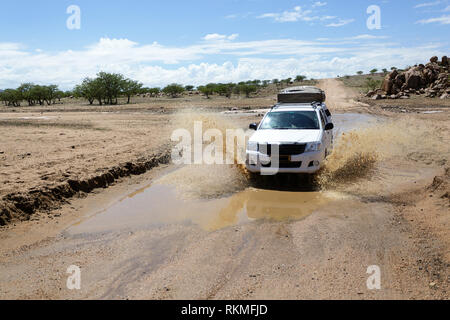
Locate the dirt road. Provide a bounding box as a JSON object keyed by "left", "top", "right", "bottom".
{"left": 317, "top": 78, "right": 370, "bottom": 112}
{"left": 0, "top": 79, "right": 448, "bottom": 299}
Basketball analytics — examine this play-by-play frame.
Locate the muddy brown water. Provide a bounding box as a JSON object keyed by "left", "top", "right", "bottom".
{"left": 67, "top": 113, "right": 381, "bottom": 235}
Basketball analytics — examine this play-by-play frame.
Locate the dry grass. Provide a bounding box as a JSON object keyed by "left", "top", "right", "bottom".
{"left": 0, "top": 119, "right": 106, "bottom": 130}
{"left": 338, "top": 73, "right": 385, "bottom": 93}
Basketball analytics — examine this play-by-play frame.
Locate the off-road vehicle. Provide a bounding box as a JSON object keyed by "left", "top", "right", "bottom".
{"left": 246, "top": 86, "right": 334, "bottom": 174}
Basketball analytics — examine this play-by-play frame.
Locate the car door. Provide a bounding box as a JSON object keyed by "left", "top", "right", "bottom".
{"left": 319, "top": 110, "right": 332, "bottom": 154}
{"left": 322, "top": 104, "right": 333, "bottom": 123}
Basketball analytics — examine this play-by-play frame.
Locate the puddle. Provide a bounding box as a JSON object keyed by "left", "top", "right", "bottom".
{"left": 0, "top": 116, "right": 57, "bottom": 121}
{"left": 19, "top": 116, "right": 55, "bottom": 120}
{"left": 421, "top": 110, "right": 443, "bottom": 114}
{"left": 67, "top": 112, "right": 379, "bottom": 235}
{"left": 68, "top": 182, "right": 339, "bottom": 234}
{"left": 221, "top": 108, "right": 270, "bottom": 115}
{"left": 331, "top": 113, "right": 380, "bottom": 136}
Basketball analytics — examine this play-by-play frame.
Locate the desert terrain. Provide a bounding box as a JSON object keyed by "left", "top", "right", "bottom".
{"left": 0, "top": 78, "right": 448, "bottom": 300}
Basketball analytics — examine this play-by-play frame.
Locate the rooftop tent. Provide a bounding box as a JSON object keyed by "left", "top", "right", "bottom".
{"left": 278, "top": 86, "right": 326, "bottom": 103}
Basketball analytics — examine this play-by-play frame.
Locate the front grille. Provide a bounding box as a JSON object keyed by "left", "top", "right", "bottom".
{"left": 262, "top": 160, "right": 302, "bottom": 169}
{"left": 259, "top": 143, "right": 306, "bottom": 156}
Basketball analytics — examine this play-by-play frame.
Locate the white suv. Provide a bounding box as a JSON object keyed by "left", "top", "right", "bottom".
{"left": 246, "top": 103, "right": 334, "bottom": 174}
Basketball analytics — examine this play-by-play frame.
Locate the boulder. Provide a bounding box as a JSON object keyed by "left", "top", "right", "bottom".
{"left": 381, "top": 76, "right": 393, "bottom": 95}
{"left": 423, "top": 68, "right": 436, "bottom": 84}
{"left": 405, "top": 67, "right": 423, "bottom": 89}
{"left": 395, "top": 74, "right": 405, "bottom": 87}
{"left": 372, "top": 94, "right": 382, "bottom": 100}
{"left": 442, "top": 56, "right": 448, "bottom": 66}
{"left": 438, "top": 73, "right": 448, "bottom": 80}
{"left": 389, "top": 69, "right": 398, "bottom": 80}
{"left": 430, "top": 56, "right": 438, "bottom": 63}
{"left": 365, "top": 90, "right": 376, "bottom": 97}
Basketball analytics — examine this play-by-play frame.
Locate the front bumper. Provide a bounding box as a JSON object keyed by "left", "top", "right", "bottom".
{"left": 245, "top": 150, "right": 325, "bottom": 174}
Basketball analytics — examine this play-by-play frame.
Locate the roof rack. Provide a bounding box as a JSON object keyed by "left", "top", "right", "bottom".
{"left": 271, "top": 102, "right": 321, "bottom": 110}
{"left": 278, "top": 86, "right": 326, "bottom": 104}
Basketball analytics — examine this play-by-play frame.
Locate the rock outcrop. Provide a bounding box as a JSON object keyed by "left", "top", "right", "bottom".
{"left": 367, "top": 56, "right": 449, "bottom": 99}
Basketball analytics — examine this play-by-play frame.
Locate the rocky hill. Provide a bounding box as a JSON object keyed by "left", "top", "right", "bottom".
{"left": 367, "top": 56, "right": 449, "bottom": 100}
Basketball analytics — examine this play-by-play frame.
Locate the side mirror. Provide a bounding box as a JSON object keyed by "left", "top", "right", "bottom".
{"left": 249, "top": 123, "right": 258, "bottom": 130}
{"left": 325, "top": 123, "right": 334, "bottom": 131}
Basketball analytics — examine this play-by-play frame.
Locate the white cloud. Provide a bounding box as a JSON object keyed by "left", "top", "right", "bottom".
{"left": 256, "top": 4, "right": 351, "bottom": 26}
{"left": 443, "top": 5, "right": 450, "bottom": 11}
{"left": 348, "top": 34, "right": 389, "bottom": 40}
{"left": 320, "top": 16, "right": 336, "bottom": 20}
{"left": 326, "top": 19, "right": 355, "bottom": 27}
{"left": 414, "top": 1, "right": 441, "bottom": 8}
{"left": 416, "top": 15, "right": 450, "bottom": 24}
{"left": 203, "top": 33, "right": 239, "bottom": 41}
{"left": 257, "top": 6, "right": 316, "bottom": 23}
{"left": 312, "top": 2, "right": 327, "bottom": 7}
{"left": 225, "top": 14, "right": 238, "bottom": 19}
{"left": 0, "top": 37, "right": 446, "bottom": 89}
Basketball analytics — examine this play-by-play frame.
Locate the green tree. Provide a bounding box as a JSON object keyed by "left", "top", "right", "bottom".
{"left": 163, "top": 83, "right": 185, "bottom": 98}
{"left": 295, "top": 75, "right": 306, "bottom": 82}
{"left": 1, "top": 89, "right": 22, "bottom": 107}
{"left": 30, "top": 85, "right": 47, "bottom": 105}
{"left": 121, "top": 79, "right": 143, "bottom": 104}
{"left": 370, "top": 69, "right": 378, "bottom": 75}
{"left": 185, "top": 85, "right": 195, "bottom": 92}
{"left": 0, "top": 90, "right": 6, "bottom": 106}
{"left": 74, "top": 78, "right": 104, "bottom": 105}
{"left": 18, "top": 83, "right": 36, "bottom": 106}
{"left": 42, "top": 85, "right": 59, "bottom": 105}
{"left": 213, "top": 83, "right": 235, "bottom": 98}
{"left": 148, "top": 87, "right": 161, "bottom": 97}
{"left": 97, "top": 72, "right": 125, "bottom": 104}
{"left": 198, "top": 85, "right": 214, "bottom": 99}
{"left": 238, "top": 84, "right": 258, "bottom": 98}
{"left": 357, "top": 71, "right": 364, "bottom": 75}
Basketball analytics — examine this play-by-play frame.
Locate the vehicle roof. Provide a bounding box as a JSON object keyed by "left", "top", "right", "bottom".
{"left": 270, "top": 102, "right": 325, "bottom": 112}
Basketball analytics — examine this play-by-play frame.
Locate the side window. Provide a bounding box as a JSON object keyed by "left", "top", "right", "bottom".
{"left": 319, "top": 111, "right": 326, "bottom": 128}
{"left": 325, "top": 109, "right": 331, "bottom": 117}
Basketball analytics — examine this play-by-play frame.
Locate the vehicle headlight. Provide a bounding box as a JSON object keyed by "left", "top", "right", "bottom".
{"left": 247, "top": 141, "right": 258, "bottom": 152}
{"left": 305, "top": 142, "right": 322, "bottom": 152}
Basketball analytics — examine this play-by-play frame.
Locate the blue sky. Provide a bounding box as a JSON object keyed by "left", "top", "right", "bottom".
{"left": 0, "top": 0, "right": 449, "bottom": 89}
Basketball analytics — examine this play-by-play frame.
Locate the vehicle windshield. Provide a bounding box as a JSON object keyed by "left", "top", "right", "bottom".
{"left": 259, "top": 111, "right": 320, "bottom": 130}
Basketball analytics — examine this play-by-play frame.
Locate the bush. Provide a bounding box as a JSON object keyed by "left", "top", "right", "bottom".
{"left": 365, "top": 78, "right": 382, "bottom": 92}
{"left": 162, "top": 84, "right": 185, "bottom": 98}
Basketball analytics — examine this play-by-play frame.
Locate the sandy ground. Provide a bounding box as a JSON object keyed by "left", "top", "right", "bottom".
{"left": 0, "top": 79, "right": 448, "bottom": 300}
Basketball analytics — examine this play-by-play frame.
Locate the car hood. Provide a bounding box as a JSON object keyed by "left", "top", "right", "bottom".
{"left": 249, "top": 129, "right": 321, "bottom": 144}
